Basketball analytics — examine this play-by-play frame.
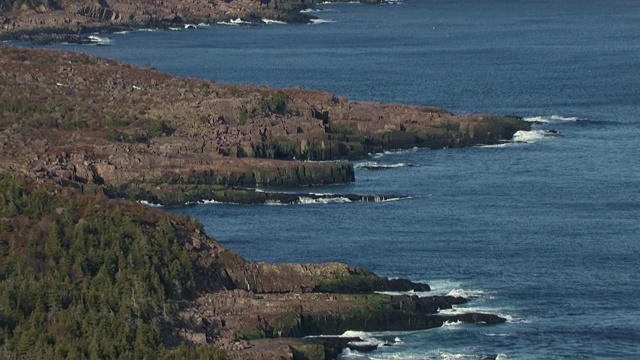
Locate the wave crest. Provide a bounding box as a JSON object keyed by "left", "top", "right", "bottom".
{"left": 524, "top": 114, "right": 579, "bottom": 123}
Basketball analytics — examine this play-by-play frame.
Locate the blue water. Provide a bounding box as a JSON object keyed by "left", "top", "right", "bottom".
{"left": 41, "top": 0, "right": 640, "bottom": 358}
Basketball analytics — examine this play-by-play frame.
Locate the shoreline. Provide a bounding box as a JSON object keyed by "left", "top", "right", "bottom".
{"left": 1, "top": 7, "right": 521, "bottom": 357}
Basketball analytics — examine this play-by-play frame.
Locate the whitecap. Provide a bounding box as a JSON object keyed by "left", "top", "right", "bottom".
{"left": 439, "top": 305, "right": 524, "bottom": 324}
{"left": 438, "top": 352, "right": 481, "bottom": 359}
{"left": 87, "top": 35, "right": 112, "bottom": 45}
{"left": 442, "top": 319, "right": 463, "bottom": 328}
{"left": 262, "top": 18, "right": 287, "bottom": 25}
{"left": 354, "top": 161, "right": 414, "bottom": 169}
{"left": 309, "top": 18, "right": 336, "bottom": 24}
{"left": 198, "top": 199, "right": 223, "bottom": 204}
{"left": 137, "top": 200, "right": 163, "bottom": 207}
{"left": 446, "top": 288, "right": 486, "bottom": 298}
{"left": 375, "top": 290, "right": 431, "bottom": 297}
{"left": 297, "top": 196, "right": 352, "bottom": 204}
{"left": 370, "top": 147, "right": 419, "bottom": 158}
{"left": 218, "top": 18, "right": 251, "bottom": 26}
{"left": 512, "top": 129, "right": 550, "bottom": 143}
{"left": 168, "top": 27, "right": 182, "bottom": 31}
{"left": 483, "top": 332, "right": 509, "bottom": 337}
{"left": 523, "top": 114, "right": 579, "bottom": 123}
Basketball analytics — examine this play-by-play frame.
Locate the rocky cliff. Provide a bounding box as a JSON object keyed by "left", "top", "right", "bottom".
{"left": 0, "top": 45, "right": 517, "bottom": 358}
{"left": 0, "top": 46, "right": 529, "bottom": 205}
{"left": 0, "top": 0, "right": 317, "bottom": 42}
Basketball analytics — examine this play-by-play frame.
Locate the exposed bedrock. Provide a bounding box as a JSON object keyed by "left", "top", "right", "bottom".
{"left": 176, "top": 230, "right": 505, "bottom": 358}
{"left": 0, "top": 46, "right": 530, "bottom": 205}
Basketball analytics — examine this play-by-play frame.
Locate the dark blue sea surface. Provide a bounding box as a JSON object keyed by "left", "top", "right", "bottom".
{"left": 41, "top": 0, "right": 640, "bottom": 358}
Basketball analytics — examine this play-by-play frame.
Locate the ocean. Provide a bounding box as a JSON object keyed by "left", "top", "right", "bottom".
{"left": 40, "top": 0, "right": 640, "bottom": 358}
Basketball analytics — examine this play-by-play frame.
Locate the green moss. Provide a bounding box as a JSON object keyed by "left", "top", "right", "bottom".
{"left": 236, "top": 325, "right": 267, "bottom": 340}
{"left": 272, "top": 312, "right": 302, "bottom": 337}
{"left": 289, "top": 342, "right": 325, "bottom": 360}
{"left": 259, "top": 91, "right": 290, "bottom": 116}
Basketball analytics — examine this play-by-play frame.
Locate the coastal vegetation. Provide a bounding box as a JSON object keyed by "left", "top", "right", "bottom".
{"left": 0, "top": 45, "right": 529, "bottom": 206}
{"left": 0, "top": 30, "right": 519, "bottom": 356}
{"left": 0, "top": 175, "right": 227, "bottom": 358}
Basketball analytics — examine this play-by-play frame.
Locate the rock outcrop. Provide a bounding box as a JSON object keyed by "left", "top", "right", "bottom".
{"left": 171, "top": 220, "right": 506, "bottom": 358}
{"left": 0, "top": 46, "right": 513, "bottom": 358}
{"left": 0, "top": 0, "right": 318, "bottom": 41}
{"left": 0, "top": 46, "right": 530, "bottom": 205}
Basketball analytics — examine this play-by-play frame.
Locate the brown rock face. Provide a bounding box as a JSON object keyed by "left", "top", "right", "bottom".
{"left": 0, "top": 45, "right": 514, "bottom": 358}
{"left": 0, "top": 0, "right": 316, "bottom": 33}
{"left": 0, "top": 46, "right": 528, "bottom": 205}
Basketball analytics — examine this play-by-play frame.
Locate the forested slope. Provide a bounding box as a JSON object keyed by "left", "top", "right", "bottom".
{"left": 0, "top": 175, "right": 227, "bottom": 358}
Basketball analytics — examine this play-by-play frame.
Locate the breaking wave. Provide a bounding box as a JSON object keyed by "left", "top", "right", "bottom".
{"left": 524, "top": 114, "right": 580, "bottom": 123}
{"left": 371, "top": 147, "right": 419, "bottom": 158}
{"left": 137, "top": 200, "right": 163, "bottom": 207}
{"left": 298, "top": 196, "right": 352, "bottom": 204}
{"left": 354, "top": 161, "right": 416, "bottom": 170}
{"left": 87, "top": 35, "right": 112, "bottom": 45}
{"left": 513, "top": 129, "right": 554, "bottom": 143}
{"left": 262, "top": 18, "right": 287, "bottom": 25}
{"left": 442, "top": 319, "right": 463, "bottom": 328}
{"left": 479, "top": 129, "right": 556, "bottom": 148}
{"left": 439, "top": 305, "right": 524, "bottom": 324}
{"left": 310, "top": 18, "right": 336, "bottom": 24}
{"left": 300, "top": 7, "right": 338, "bottom": 13}
{"left": 218, "top": 18, "right": 252, "bottom": 26}
{"left": 446, "top": 288, "right": 487, "bottom": 298}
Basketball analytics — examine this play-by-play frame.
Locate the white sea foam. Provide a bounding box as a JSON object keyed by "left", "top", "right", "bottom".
{"left": 483, "top": 332, "right": 509, "bottom": 337}
{"left": 198, "top": 199, "right": 223, "bottom": 204}
{"left": 370, "top": 147, "right": 419, "bottom": 158}
{"left": 438, "top": 352, "right": 483, "bottom": 359}
{"left": 309, "top": 18, "right": 336, "bottom": 24}
{"left": 442, "top": 319, "right": 463, "bottom": 328}
{"left": 424, "top": 279, "right": 462, "bottom": 295}
{"left": 512, "top": 129, "right": 549, "bottom": 143}
{"left": 439, "top": 305, "right": 524, "bottom": 324}
{"left": 218, "top": 18, "right": 251, "bottom": 26}
{"left": 375, "top": 290, "right": 431, "bottom": 297}
{"left": 137, "top": 200, "right": 163, "bottom": 207}
{"left": 447, "top": 288, "right": 486, "bottom": 298}
{"left": 298, "top": 196, "right": 352, "bottom": 204}
{"left": 168, "top": 27, "right": 182, "bottom": 31}
{"left": 354, "top": 161, "right": 414, "bottom": 169}
{"left": 478, "top": 129, "right": 554, "bottom": 148}
{"left": 114, "top": 30, "right": 130, "bottom": 35}
{"left": 87, "top": 35, "right": 112, "bottom": 45}
{"left": 262, "top": 18, "right": 287, "bottom": 25}
{"left": 524, "top": 114, "right": 579, "bottom": 123}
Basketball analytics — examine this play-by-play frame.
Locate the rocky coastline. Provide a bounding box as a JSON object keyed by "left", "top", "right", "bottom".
{"left": 0, "top": 0, "right": 322, "bottom": 44}
{"left": 0, "top": 46, "right": 529, "bottom": 206}
{"left": 0, "top": 24, "right": 524, "bottom": 358}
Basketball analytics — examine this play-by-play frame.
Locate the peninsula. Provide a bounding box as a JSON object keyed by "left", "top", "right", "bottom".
{"left": 2, "top": 0, "right": 381, "bottom": 43}
{"left": 0, "top": 6, "right": 529, "bottom": 358}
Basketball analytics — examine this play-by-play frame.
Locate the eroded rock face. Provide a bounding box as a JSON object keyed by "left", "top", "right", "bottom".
{"left": 0, "top": 0, "right": 315, "bottom": 35}
{"left": 0, "top": 47, "right": 529, "bottom": 206}
{"left": 171, "top": 219, "right": 505, "bottom": 358}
